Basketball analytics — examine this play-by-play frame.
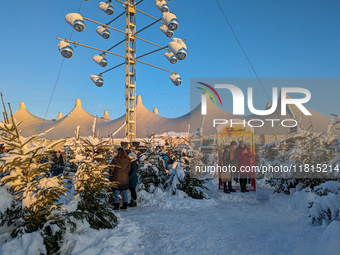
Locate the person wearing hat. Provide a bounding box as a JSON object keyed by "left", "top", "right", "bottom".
{"left": 127, "top": 152, "right": 139, "bottom": 208}
{"left": 221, "top": 141, "right": 238, "bottom": 193}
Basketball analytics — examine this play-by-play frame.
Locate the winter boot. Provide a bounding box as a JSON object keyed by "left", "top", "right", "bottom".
{"left": 228, "top": 181, "right": 236, "bottom": 192}
{"left": 120, "top": 202, "right": 128, "bottom": 211}
{"left": 242, "top": 180, "right": 249, "bottom": 192}
{"left": 244, "top": 183, "right": 249, "bottom": 192}
{"left": 223, "top": 182, "right": 230, "bottom": 194}
{"left": 127, "top": 199, "right": 137, "bottom": 208}
{"left": 113, "top": 203, "right": 120, "bottom": 211}
{"left": 240, "top": 179, "right": 245, "bottom": 193}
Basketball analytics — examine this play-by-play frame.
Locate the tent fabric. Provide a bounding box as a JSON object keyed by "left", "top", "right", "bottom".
{"left": 7, "top": 94, "right": 336, "bottom": 140}
{"left": 10, "top": 102, "right": 52, "bottom": 137}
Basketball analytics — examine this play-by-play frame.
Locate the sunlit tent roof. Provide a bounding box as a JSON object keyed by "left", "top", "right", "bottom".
{"left": 7, "top": 93, "right": 337, "bottom": 140}
{"left": 37, "top": 99, "right": 109, "bottom": 140}
{"left": 97, "top": 95, "right": 190, "bottom": 138}
{"left": 11, "top": 102, "right": 53, "bottom": 137}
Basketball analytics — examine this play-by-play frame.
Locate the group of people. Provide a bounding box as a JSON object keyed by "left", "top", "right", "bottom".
{"left": 50, "top": 147, "right": 139, "bottom": 211}
{"left": 110, "top": 147, "right": 139, "bottom": 211}
{"left": 221, "top": 140, "right": 253, "bottom": 193}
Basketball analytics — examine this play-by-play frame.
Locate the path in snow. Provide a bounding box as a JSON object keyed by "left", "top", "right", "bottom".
{"left": 123, "top": 183, "right": 324, "bottom": 255}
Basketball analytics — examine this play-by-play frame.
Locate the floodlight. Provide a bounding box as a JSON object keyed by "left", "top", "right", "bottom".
{"left": 96, "top": 26, "right": 110, "bottom": 39}
{"left": 90, "top": 74, "right": 104, "bottom": 87}
{"left": 169, "top": 73, "right": 181, "bottom": 86}
{"left": 162, "top": 12, "right": 178, "bottom": 31}
{"left": 155, "top": 0, "right": 169, "bottom": 13}
{"left": 168, "top": 38, "right": 187, "bottom": 60}
{"left": 58, "top": 41, "right": 74, "bottom": 58}
{"left": 92, "top": 53, "right": 108, "bottom": 67}
{"left": 99, "top": 2, "right": 114, "bottom": 15}
{"left": 65, "top": 13, "right": 85, "bottom": 32}
{"left": 164, "top": 52, "right": 177, "bottom": 64}
{"left": 160, "top": 24, "right": 174, "bottom": 37}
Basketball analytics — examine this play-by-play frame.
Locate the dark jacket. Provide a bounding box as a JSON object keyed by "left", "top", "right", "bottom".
{"left": 129, "top": 160, "right": 138, "bottom": 188}
{"left": 112, "top": 156, "right": 130, "bottom": 190}
{"left": 51, "top": 153, "right": 64, "bottom": 176}
{"left": 53, "top": 154, "right": 64, "bottom": 166}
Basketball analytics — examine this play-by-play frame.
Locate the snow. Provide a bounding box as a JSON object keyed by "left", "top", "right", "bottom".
{"left": 59, "top": 216, "right": 142, "bottom": 255}
{"left": 137, "top": 188, "right": 217, "bottom": 210}
{"left": 314, "top": 180, "right": 340, "bottom": 195}
{"left": 0, "top": 186, "right": 13, "bottom": 214}
{"left": 156, "top": 131, "right": 189, "bottom": 137}
{"left": 1, "top": 179, "right": 340, "bottom": 254}
{"left": 308, "top": 193, "right": 340, "bottom": 223}
{"left": 293, "top": 221, "right": 340, "bottom": 255}
{"left": 0, "top": 232, "right": 46, "bottom": 255}
{"left": 65, "top": 13, "right": 82, "bottom": 27}
{"left": 124, "top": 183, "right": 325, "bottom": 254}
{"left": 22, "top": 176, "right": 63, "bottom": 209}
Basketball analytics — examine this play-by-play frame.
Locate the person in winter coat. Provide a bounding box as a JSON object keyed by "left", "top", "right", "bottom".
{"left": 236, "top": 140, "right": 253, "bottom": 192}
{"left": 111, "top": 148, "right": 131, "bottom": 211}
{"left": 53, "top": 151, "right": 64, "bottom": 166}
{"left": 162, "top": 152, "right": 169, "bottom": 169}
{"left": 51, "top": 151, "right": 64, "bottom": 176}
{"left": 222, "top": 141, "right": 237, "bottom": 193}
{"left": 127, "top": 152, "right": 139, "bottom": 208}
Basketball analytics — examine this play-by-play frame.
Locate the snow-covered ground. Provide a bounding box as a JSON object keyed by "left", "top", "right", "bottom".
{"left": 1, "top": 179, "right": 339, "bottom": 255}
{"left": 123, "top": 180, "right": 334, "bottom": 255}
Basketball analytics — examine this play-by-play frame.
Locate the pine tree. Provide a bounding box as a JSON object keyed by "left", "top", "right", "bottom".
{"left": 264, "top": 129, "right": 335, "bottom": 194}
{"left": 68, "top": 123, "right": 118, "bottom": 230}
{"left": 0, "top": 105, "right": 71, "bottom": 254}
{"left": 308, "top": 181, "right": 340, "bottom": 225}
{"left": 164, "top": 137, "right": 209, "bottom": 199}
{"left": 138, "top": 139, "right": 168, "bottom": 193}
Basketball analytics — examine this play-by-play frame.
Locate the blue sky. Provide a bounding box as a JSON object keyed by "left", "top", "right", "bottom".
{"left": 0, "top": 0, "right": 339, "bottom": 120}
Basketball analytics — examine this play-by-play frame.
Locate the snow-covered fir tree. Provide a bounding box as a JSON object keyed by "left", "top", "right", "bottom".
{"left": 0, "top": 108, "right": 71, "bottom": 254}
{"left": 308, "top": 181, "right": 340, "bottom": 225}
{"left": 67, "top": 123, "right": 118, "bottom": 230}
{"left": 164, "top": 137, "right": 209, "bottom": 199}
{"left": 138, "top": 138, "right": 168, "bottom": 193}
{"left": 265, "top": 128, "right": 335, "bottom": 194}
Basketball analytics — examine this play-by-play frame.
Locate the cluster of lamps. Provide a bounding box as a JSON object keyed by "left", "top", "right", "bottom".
{"left": 58, "top": 0, "right": 186, "bottom": 87}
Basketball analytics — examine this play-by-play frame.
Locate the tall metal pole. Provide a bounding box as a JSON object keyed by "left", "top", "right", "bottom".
{"left": 125, "top": 0, "right": 137, "bottom": 142}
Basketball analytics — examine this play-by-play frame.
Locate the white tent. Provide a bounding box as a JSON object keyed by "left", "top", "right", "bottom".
{"left": 6, "top": 94, "right": 337, "bottom": 141}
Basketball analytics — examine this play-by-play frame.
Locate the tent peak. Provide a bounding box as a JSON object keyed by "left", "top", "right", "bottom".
{"left": 20, "top": 102, "right": 26, "bottom": 110}
{"left": 137, "top": 95, "right": 142, "bottom": 104}
{"left": 153, "top": 107, "right": 158, "bottom": 115}
{"left": 75, "top": 98, "right": 82, "bottom": 108}
{"left": 103, "top": 110, "right": 110, "bottom": 120}
{"left": 56, "top": 112, "right": 63, "bottom": 120}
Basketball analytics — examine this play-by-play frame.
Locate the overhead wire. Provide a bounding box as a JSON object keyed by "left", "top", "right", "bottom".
{"left": 215, "top": 0, "right": 289, "bottom": 135}
{"left": 106, "top": 11, "right": 126, "bottom": 26}
{"left": 9, "top": 92, "right": 190, "bottom": 104}
{"left": 100, "top": 45, "right": 169, "bottom": 75}
{"left": 134, "top": 18, "right": 162, "bottom": 35}
{"left": 39, "top": 0, "right": 84, "bottom": 133}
